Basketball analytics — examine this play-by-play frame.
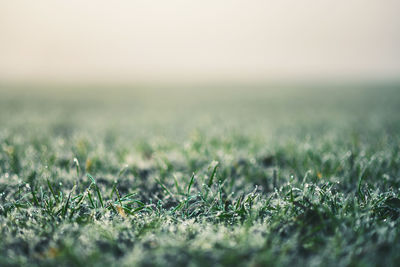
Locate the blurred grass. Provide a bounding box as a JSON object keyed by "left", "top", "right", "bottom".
{"left": 1, "top": 82, "right": 399, "bottom": 137}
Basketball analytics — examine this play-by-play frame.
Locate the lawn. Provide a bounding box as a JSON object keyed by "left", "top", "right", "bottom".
{"left": 1, "top": 83, "right": 400, "bottom": 266}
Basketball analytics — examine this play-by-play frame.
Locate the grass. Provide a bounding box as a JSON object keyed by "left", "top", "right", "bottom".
{"left": 0, "top": 83, "right": 400, "bottom": 266}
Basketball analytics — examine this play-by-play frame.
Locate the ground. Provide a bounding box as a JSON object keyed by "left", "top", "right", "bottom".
{"left": 0, "top": 83, "right": 400, "bottom": 266}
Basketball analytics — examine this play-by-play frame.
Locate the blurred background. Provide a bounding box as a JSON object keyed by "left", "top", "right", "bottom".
{"left": 0, "top": 0, "right": 399, "bottom": 142}
{"left": 1, "top": 0, "right": 399, "bottom": 85}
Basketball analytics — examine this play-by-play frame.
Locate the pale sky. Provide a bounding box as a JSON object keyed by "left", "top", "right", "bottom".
{"left": 1, "top": 0, "right": 400, "bottom": 83}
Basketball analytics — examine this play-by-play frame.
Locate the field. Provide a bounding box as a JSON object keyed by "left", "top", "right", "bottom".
{"left": 1, "top": 83, "right": 400, "bottom": 266}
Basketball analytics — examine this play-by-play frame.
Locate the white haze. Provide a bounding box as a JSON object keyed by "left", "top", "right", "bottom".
{"left": 0, "top": 0, "right": 399, "bottom": 84}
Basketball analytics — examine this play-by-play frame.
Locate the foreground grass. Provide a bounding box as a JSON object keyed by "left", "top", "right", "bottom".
{"left": 1, "top": 84, "right": 400, "bottom": 266}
